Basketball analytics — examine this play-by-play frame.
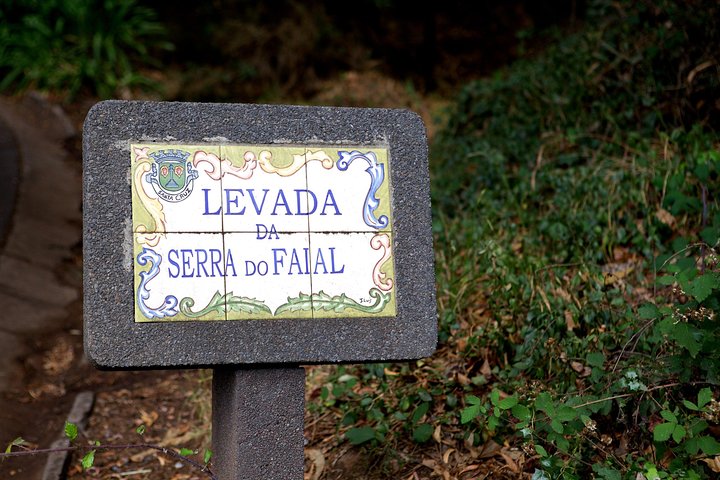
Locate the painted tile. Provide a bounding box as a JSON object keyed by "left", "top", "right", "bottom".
{"left": 224, "top": 232, "right": 313, "bottom": 319}
{"left": 306, "top": 147, "right": 392, "bottom": 233}
{"left": 220, "top": 145, "right": 310, "bottom": 234}
{"left": 134, "top": 232, "right": 226, "bottom": 322}
{"left": 131, "top": 144, "right": 223, "bottom": 234}
{"left": 309, "top": 232, "right": 396, "bottom": 318}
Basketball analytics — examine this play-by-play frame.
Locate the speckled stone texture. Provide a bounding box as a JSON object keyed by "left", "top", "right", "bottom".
{"left": 212, "top": 367, "right": 305, "bottom": 480}
{"left": 83, "top": 100, "right": 436, "bottom": 368}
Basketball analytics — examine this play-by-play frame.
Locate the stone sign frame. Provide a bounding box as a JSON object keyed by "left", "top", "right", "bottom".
{"left": 83, "top": 101, "right": 436, "bottom": 369}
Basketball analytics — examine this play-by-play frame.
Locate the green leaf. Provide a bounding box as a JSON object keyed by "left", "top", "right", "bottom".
{"left": 586, "top": 352, "right": 605, "bottom": 368}
{"left": 653, "top": 422, "right": 675, "bottom": 442}
{"left": 555, "top": 405, "right": 578, "bottom": 422}
{"left": 699, "top": 435, "right": 720, "bottom": 455}
{"left": 656, "top": 275, "right": 676, "bottom": 286}
{"left": 412, "top": 424, "right": 433, "bottom": 443}
{"left": 672, "top": 323, "right": 702, "bottom": 357}
{"left": 550, "top": 418, "right": 564, "bottom": 434}
{"left": 688, "top": 273, "right": 718, "bottom": 303}
{"left": 638, "top": 304, "right": 660, "bottom": 319}
{"left": 498, "top": 396, "right": 519, "bottom": 410}
{"left": 535, "top": 392, "right": 554, "bottom": 414}
{"left": 660, "top": 410, "right": 678, "bottom": 423}
{"left": 179, "top": 448, "right": 194, "bottom": 456}
{"left": 346, "top": 426, "right": 375, "bottom": 445}
{"left": 64, "top": 421, "right": 78, "bottom": 441}
{"left": 136, "top": 424, "right": 146, "bottom": 435}
{"left": 81, "top": 450, "right": 95, "bottom": 470}
{"left": 490, "top": 389, "right": 500, "bottom": 406}
{"left": 203, "top": 448, "right": 213, "bottom": 465}
{"left": 535, "top": 444, "right": 548, "bottom": 457}
{"left": 461, "top": 404, "right": 482, "bottom": 424}
{"left": 411, "top": 402, "right": 430, "bottom": 424}
{"left": 511, "top": 404, "right": 531, "bottom": 421}
{"left": 683, "top": 400, "right": 699, "bottom": 411}
{"left": 671, "top": 424, "right": 686, "bottom": 443}
{"left": 466, "top": 395, "right": 482, "bottom": 405}
{"left": 5, "top": 437, "right": 28, "bottom": 454}
{"left": 698, "top": 387, "right": 713, "bottom": 408}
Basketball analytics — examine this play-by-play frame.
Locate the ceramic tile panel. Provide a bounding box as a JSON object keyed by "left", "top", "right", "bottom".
{"left": 134, "top": 232, "right": 226, "bottom": 322}
{"left": 224, "top": 232, "right": 313, "bottom": 319}
{"left": 131, "top": 144, "right": 223, "bottom": 234}
{"left": 131, "top": 143, "right": 396, "bottom": 322}
{"left": 219, "top": 145, "right": 310, "bottom": 234}
{"left": 309, "top": 232, "right": 396, "bottom": 318}
{"left": 306, "top": 147, "right": 392, "bottom": 233}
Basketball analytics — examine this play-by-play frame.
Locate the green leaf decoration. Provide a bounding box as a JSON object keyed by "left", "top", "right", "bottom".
{"left": 653, "top": 422, "right": 675, "bottom": 442}
{"left": 81, "top": 450, "right": 96, "bottom": 470}
{"left": 346, "top": 426, "right": 375, "bottom": 445}
{"left": 64, "top": 421, "right": 78, "bottom": 441}
{"left": 412, "top": 424, "right": 433, "bottom": 443}
{"left": 276, "top": 288, "right": 391, "bottom": 315}
{"left": 179, "top": 291, "right": 271, "bottom": 318}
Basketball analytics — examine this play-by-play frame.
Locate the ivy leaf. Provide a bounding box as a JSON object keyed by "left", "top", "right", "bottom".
{"left": 64, "top": 421, "right": 78, "bottom": 441}
{"left": 653, "top": 422, "right": 675, "bottom": 442}
{"left": 412, "top": 424, "right": 433, "bottom": 443}
{"left": 346, "top": 426, "right": 375, "bottom": 445}
{"left": 81, "top": 450, "right": 95, "bottom": 470}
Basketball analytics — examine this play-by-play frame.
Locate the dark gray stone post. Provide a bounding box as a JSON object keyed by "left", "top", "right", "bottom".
{"left": 212, "top": 366, "right": 306, "bottom": 480}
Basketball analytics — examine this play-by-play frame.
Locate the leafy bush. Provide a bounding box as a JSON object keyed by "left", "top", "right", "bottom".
{"left": 310, "top": 0, "right": 720, "bottom": 478}
{"left": 0, "top": 0, "right": 172, "bottom": 99}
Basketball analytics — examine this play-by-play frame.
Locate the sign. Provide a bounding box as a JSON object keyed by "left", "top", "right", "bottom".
{"left": 83, "top": 101, "right": 436, "bottom": 368}
{"left": 132, "top": 144, "right": 396, "bottom": 321}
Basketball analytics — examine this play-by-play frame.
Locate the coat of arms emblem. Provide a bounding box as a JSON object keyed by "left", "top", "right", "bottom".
{"left": 145, "top": 149, "right": 198, "bottom": 202}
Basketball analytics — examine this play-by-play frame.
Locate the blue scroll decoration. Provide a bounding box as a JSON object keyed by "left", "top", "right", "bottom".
{"left": 337, "top": 150, "right": 389, "bottom": 229}
{"left": 136, "top": 247, "right": 178, "bottom": 319}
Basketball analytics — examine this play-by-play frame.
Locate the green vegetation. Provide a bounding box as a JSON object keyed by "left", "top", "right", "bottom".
{"left": 312, "top": 0, "right": 720, "bottom": 477}
{"left": 0, "top": 0, "right": 171, "bottom": 99}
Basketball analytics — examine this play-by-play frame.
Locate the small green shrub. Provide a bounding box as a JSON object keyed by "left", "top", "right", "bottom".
{"left": 0, "top": 0, "right": 172, "bottom": 99}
